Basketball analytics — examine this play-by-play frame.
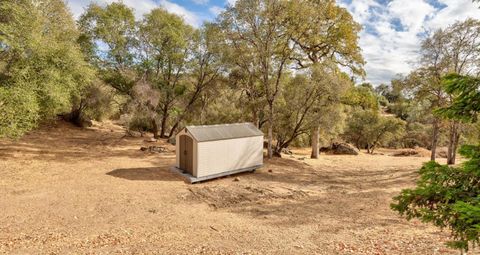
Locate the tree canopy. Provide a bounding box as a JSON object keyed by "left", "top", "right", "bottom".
{"left": 0, "top": 0, "right": 94, "bottom": 138}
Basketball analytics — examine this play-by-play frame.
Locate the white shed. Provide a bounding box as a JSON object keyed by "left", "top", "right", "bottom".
{"left": 171, "top": 123, "right": 264, "bottom": 183}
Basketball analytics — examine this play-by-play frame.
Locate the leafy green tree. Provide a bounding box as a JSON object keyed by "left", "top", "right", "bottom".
{"left": 219, "top": 0, "right": 293, "bottom": 158}
{"left": 439, "top": 74, "right": 480, "bottom": 122}
{"left": 284, "top": 0, "right": 364, "bottom": 158}
{"left": 78, "top": 2, "right": 137, "bottom": 95}
{"left": 403, "top": 19, "right": 480, "bottom": 164}
{"left": 137, "top": 8, "right": 195, "bottom": 138}
{"left": 392, "top": 73, "right": 480, "bottom": 253}
{"left": 167, "top": 23, "right": 224, "bottom": 138}
{"left": 0, "top": 0, "right": 93, "bottom": 137}
{"left": 392, "top": 148, "right": 480, "bottom": 252}
{"left": 342, "top": 85, "right": 379, "bottom": 111}
{"left": 273, "top": 64, "right": 349, "bottom": 156}
{"left": 343, "top": 110, "right": 405, "bottom": 154}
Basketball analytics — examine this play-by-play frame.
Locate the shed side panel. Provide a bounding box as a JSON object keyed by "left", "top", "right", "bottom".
{"left": 196, "top": 136, "right": 263, "bottom": 177}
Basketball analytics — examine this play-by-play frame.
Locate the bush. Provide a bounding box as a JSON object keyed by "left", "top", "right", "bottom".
{"left": 402, "top": 122, "right": 431, "bottom": 148}
{"left": 343, "top": 109, "right": 405, "bottom": 153}
{"left": 391, "top": 145, "right": 480, "bottom": 252}
{"left": 126, "top": 114, "right": 154, "bottom": 133}
{"left": 71, "top": 82, "right": 117, "bottom": 123}
{"left": 0, "top": 85, "right": 39, "bottom": 138}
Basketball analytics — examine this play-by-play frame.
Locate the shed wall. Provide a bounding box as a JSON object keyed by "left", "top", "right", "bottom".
{"left": 196, "top": 136, "right": 263, "bottom": 177}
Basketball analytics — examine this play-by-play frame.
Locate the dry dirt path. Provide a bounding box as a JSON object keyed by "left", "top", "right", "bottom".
{"left": 0, "top": 121, "right": 460, "bottom": 254}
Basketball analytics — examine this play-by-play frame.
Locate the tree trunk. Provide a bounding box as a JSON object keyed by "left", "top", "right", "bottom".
{"left": 65, "top": 100, "right": 89, "bottom": 127}
{"left": 430, "top": 118, "right": 440, "bottom": 161}
{"left": 447, "top": 121, "right": 459, "bottom": 165}
{"left": 267, "top": 104, "right": 273, "bottom": 159}
{"left": 310, "top": 125, "right": 320, "bottom": 159}
{"left": 452, "top": 131, "right": 460, "bottom": 164}
{"left": 273, "top": 141, "right": 283, "bottom": 157}
{"left": 159, "top": 107, "right": 169, "bottom": 138}
{"left": 252, "top": 110, "right": 259, "bottom": 128}
{"left": 152, "top": 119, "right": 160, "bottom": 138}
{"left": 168, "top": 122, "right": 179, "bottom": 139}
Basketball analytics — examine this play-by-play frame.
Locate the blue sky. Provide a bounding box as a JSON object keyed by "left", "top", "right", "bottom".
{"left": 67, "top": 0, "right": 480, "bottom": 85}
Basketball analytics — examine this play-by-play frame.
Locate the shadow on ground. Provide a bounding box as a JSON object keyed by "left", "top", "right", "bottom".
{"left": 185, "top": 157, "right": 420, "bottom": 227}
{"left": 107, "top": 167, "right": 182, "bottom": 181}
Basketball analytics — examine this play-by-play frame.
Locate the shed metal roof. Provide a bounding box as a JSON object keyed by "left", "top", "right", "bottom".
{"left": 185, "top": 123, "right": 263, "bottom": 142}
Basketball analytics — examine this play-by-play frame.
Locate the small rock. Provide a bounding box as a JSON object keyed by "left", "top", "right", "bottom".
{"left": 140, "top": 146, "right": 167, "bottom": 153}
{"left": 150, "top": 146, "right": 167, "bottom": 153}
{"left": 145, "top": 137, "right": 157, "bottom": 143}
{"left": 233, "top": 177, "right": 240, "bottom": 182}
{"left": 268, "top": 169, "right": 273, "bottom": 173}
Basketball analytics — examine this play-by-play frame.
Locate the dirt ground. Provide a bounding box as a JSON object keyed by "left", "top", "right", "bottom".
{"left": 0, "top": 121, "right": 463, "bottom": 254}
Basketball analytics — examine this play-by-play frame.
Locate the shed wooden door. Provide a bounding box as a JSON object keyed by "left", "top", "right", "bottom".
{"left": 179, "top": 135, "right": 193, "bottom": 175}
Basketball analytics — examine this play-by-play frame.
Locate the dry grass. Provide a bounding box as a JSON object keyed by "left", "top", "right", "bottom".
{"left": 0, "top": 121, "right": 460, "bottom": 254}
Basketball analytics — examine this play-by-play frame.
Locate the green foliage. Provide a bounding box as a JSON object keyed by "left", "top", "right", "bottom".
{"left": 78, "top": 2, "right": 136, "bottom": 94}
{"left": 391, "top": 145, "right": 480, "bottom": 251}
{"left": 284, "top": 0, "right": 365, "bottom": 75}
{"left": 402, "top": 122, "right": 431, "bottom": 148}
{"left": 0, "top": 85, "right": 39, "bottom": 138}
{"left": 438, "top": 74, "right": 480, "bottom": 122}
{"left": 78, "top": 2, "right": 136, "bottom": 67}
{"left": 126, "top": 114, "right": 155, "bottom": 133}
{"left": 0, "top": 0, "right": 93, "bottom": 137}
{"left": 342, "top": 85, "right": 379, "bottom": 110}
{"left": 74, "top": 82, "right": 117, "bottom": 122}
{"left": 273, "top": 63, "right": 350, "bottom": 151}
{"left": 138, "top": 7, "right": 194, "bottom": 125}
{"left": 343, "top": 109, "right": 405, "bottom": 153}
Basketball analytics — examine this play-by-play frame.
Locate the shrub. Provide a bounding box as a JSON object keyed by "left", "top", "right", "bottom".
{"left": 391, "top": 145, "right": 480, "bottom": 252}
{"left": 343, "top": 109, "right": 405, "bottom": 153}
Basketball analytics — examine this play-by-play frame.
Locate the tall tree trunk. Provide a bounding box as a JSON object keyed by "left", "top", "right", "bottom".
{"left": 252, "top": 110, "right": 259, "bottom": 128}
{"left": 447, "top": 121, "right": 459, "bottom": 165}
{"left": 267, "top": 104, "right": 273, "bottom": 159}
{"left": 452, "top": 131, "right": 460, "bottom": 164}
{"left": 152, "top": 119, "right": 160, "bottom": 138}
{"left": 447, "top": 128, "right": 454, "bottom": 165}
{"left": 310, "top": 125, "right": 320, "bottom": 159}
{"left": 430, "top": 118, "right": 440, "bottom": 161}
{"left": 159, "top": 106, "right": 169, "bottom": 138}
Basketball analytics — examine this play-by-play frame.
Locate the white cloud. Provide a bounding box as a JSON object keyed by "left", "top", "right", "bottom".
{"left": 426, "top": 0, "right": 480, "bottom": 30}
{"left": 209, "top": 6, "right": 224, "bottom": 16}
{"left": 63, "top": 1, "right": 480, "bottom": 84}
{"left": 339, "top": 0, "right": 480, "bottom": 85}
{"left": 225, "top": 0, "right": 237, "bottom": 7}
{"left": 159, "top": 0, "right": 201, "bottom": 27}
{"left": 67, "top": 0, "right": 157, "bottom": 19}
